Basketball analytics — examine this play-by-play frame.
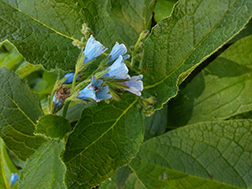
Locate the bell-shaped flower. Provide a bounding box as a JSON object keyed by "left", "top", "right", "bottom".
{"left": 10, "top": 173, "right": 19, "bottom": 186}
{"left": 103, "top": 55, "right": 130, "bottom": 79}
{"left": 83, "top": 35, "right": 107, "bottom": 64}
{"left": 108, "top": 42, "right": 129, "bottom": 62}
{"left": 77, "top": 83, "right": 96, "bottom": 100}
{"left": 92, "top": 76, "right": 112, "bottom": 102}
{"left": 122, "top": 75, "right": 143, "bottom": 96}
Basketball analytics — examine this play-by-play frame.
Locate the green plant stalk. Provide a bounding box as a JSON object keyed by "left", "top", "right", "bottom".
{"left": 62, "top": 100, "right": 70, "bottom": 118}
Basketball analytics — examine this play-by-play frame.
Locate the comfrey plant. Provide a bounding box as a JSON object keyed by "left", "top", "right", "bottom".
{"left": 51, "top": 34, "right": 143, "bottom": 114}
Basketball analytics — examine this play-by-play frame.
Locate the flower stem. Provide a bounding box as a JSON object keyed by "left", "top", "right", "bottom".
{"left": 62, "top": 100, "right": 70, "bottom": 118}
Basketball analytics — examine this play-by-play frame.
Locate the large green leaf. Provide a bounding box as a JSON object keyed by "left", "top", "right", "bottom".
{"left": 130, "top": 120, "right": 252, "bottom": 188}
{"left": 142, "top": 0, "right": 252, "bottom": 110}
{"left": 19, "top": 139, "right": 66, "bottom": 189}
{"left": 0, "top": 67, "right": 47, "bottom": 161}
{"left": 63, "top": 95, "right": 144, "bottom": 188}
{"left": 168, "top": 34, "right": 252, "bottom": 127}
{"left": 95, "top": 0, "right": 155, "bottom": 47}
{"left": 35, "top": 115, "right": 71, "bottom": 139}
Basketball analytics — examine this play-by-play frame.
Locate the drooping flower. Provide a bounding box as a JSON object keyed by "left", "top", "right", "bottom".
{"left": 62, "top": 72, "right": 84, "bottom": 84}
{"left": 77, "top": 76, "right": 112, "bottom": 102}
{"left": 77, "top": 83, "right": 96, "bottom": 100}
{"left": 102, "top": 55, "right": 130, "bottom": 79}
{"left": 122, "top": 75, "right": 143, "bottom": 96}
{"left": 10, "top": 173, "right": 18, "bottom": 186}
{"left": 52, "top": 86, "right": 70, "bottom": 111}
{"left": 108, "top": 42, "right": 130, "bottom": 62}
{"left": 83, "top": 35, "right": 107, "bottom": 64}
{"left": 91, "top": 76, "right": 112, "bottom": 101}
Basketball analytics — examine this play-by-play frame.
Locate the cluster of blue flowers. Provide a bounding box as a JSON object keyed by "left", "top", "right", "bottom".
{"left": 53, "top": 35, "right": 143, "bottom": 111}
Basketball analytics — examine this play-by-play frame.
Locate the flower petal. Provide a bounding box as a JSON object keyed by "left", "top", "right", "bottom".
{"left": 84, "top": 35, "right": 107, "bottom": 64}
{"left": 123, "top": 75, "right": 143, "bottom": 96}
{"left": 103, "top": 55, "right": 130, "bottom": 79}
{"left": 11, "top": 173, "right": 19, "bottom": 185}
{"left": 96, "top": 85, "right": 112, "bottom": 102}
{"left": 108, "top": 42, "right": 128, "bottom": 62}
{"left": 77, "top": 83, "right": 96, "bottom": 100}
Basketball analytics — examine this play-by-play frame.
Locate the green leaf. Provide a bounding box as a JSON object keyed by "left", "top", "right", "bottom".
{"left": 154, "top": 0, "right": 177, "bottom": 23}
{"left": 0, "top": 140, "right": 10, "bottom": 189}
{"left": 144, "top": 104, "right": 167, "bottom": 140}
{"left": 63, "top": 95, "right": 144, "bottom": 188}
{"left": 19, "top": 139, "right": 66, "bottom": 189}
{"left": 130, "top": 120, "right": 252, "bottom": 188}
{"left": 124, "top": 172, "right": 145, "bottom": 189}
{"left": 95, "top": 0, "right": 155, "bottom": 47}
{"left": 35, "top": 115, "right": 71, "bottom": 139}
{"left": 142, "top": 0, "right": 252, "bottom": 111}
{"left": 168, "top": 34, "right": 252, "bottom": 127}
{"left": 16, "top": 63, "right": 42, "bottom": 79}
{"left": 0, "top": 67, "right": 47, "bottom": 161}
{"left": 100, "top": 166, "right": 132, "bottom": 189}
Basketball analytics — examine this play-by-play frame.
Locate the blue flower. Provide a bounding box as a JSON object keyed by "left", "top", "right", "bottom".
{"left": 83, "top": 35, "right": 107, "bottom": 64}
{"left": 62, "top": 72, "right": 84, "bottom": 84}
{"left": 77, "top": 76, "right": 112, "bottom": 102}
{"left": 77, "top": 83, "right": 96, "bottom": 100}
{"left": 10, "top": 173, "right": 18, "bottom": 185}
{"left": 103, "top": 55, "right": 130, "bottom": 79}
{"left": 92, "top": 76, "right": 112, "bottom": 101}
{"left": 122, "top": 75, "right": 143, "bottom": 96}
{"left": 108, "top": 42, "right": 130, "bottom": 62}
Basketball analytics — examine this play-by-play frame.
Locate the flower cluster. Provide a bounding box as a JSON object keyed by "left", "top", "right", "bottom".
{"left": 52, "top": 35, "right": 143, "bottom": 111}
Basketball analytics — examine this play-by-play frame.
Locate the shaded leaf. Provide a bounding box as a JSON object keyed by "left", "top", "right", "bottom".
{"left": 145, "top": 103, "right": 167, "bottom": 140}
{"left": 0, "top": 139, "right": 10, "bottom": 189}
{"left": 19, "top": 139, "right": 66, "bottom": 189}
{"left": 124, "top": 172, "right": 145, "bottom": 189}
{"left": 130, "top": 120, "right": 252, "bottom": 188}
{"left": 35, "top": 115, "right": 71, "bottom": 139}
{"left": 63, "top": 95, "right": 144, "bottom": 188}
{"left": 168, "top": 34, "right": 252, "bottom": 127}
{"left": 0, "top": 67, "right": 47, "bottom": 161}
{"left": 142, "top": 0, "right": 252, "bottom": 111}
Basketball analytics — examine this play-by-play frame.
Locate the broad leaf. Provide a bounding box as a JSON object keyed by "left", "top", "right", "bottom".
{"left": 130, "top": 120, "right": 252, "bottom": 188}
{"left": 0, "top": 67, "right": 47, "bottom": 161}
{"left": 145, "top": 103, "right": 167, "bottom": 140}
{"left": 124, "top": 172, "right": 145, "bottom": 189}
{"left": 0, "top": 140, "right": 9, "bottom": 189}
{"left": 35, "top": 115, "right": 71, "bottom": 139}
{"left": 168, "top": 34, "right": 252, "bottom": 127}
{"left": 19, "top": 139, "right": 66, "bottom": 189}
{"left": 154, "top": 0, "right": 177, "bottom": 23}
{"left": 63, "top": 95, "right": 144, "bottom": 188}
{"left": 95, "top": 0, "right": 155, "bottom": 47}
{"left": 142, "top": 0, "right": 252, "bottom": 111}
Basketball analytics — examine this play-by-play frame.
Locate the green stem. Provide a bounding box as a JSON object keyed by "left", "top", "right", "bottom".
{"left": 62, "top": 100, "right": 70, "bottom": 118}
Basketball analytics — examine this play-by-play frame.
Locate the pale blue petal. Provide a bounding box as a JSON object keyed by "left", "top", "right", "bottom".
{"left": 84, "top": 35, "right": 107, "bottom": 64}
{"left": 108, "top": 42, "right": 128, "bottom": 62}
{"left": 77, "top": 83, "right": 96, "bottom": 100}
{"left": 123, "top": 75, "right": 143, "bottom": 96}
{"left": 63, "top": 72, "right": 75, "bottom": 84}
{"left": 11, "top": 173, "right": 19, "bottom": 185}
{"left": 91, "top": 75, "right": 103, "bottom": 87}
{"left": 103, "top": 56, "right": 130, "bottom": 79}
{"left": 96, "top": 85, "right": 112, "bottom": 102}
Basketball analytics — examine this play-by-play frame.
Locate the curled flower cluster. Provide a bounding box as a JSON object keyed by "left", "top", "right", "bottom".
{"left": 52, "top": 35, "right": 143, "bottom": 111}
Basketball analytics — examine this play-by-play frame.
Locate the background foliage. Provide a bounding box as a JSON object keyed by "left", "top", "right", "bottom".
{"left": 0, "top": 0, "right": 252, "bottom": 188}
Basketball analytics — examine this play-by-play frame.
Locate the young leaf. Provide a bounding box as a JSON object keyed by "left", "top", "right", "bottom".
{"left": 63, "top": 95, "right": 144, "bottom": 188}
{"left": 35, "top": 115, "right": 71, "bottom": 139}
{"left": 0, "top": 67, "right": 47, "bottom": 161}
{"left": 154, "top": 0, "right": 177, "bottom": 22}
{"left": 142, "top": 0, "right": 252, "bottom": 111}
{"left": 19, "top": 139, "right": 66, "bottom": 189}
{"left": 130, "top": 120, "right": 252, "bottom": 188}
{"left": 168, "top": 34, "right": 252, "bottom": 127}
